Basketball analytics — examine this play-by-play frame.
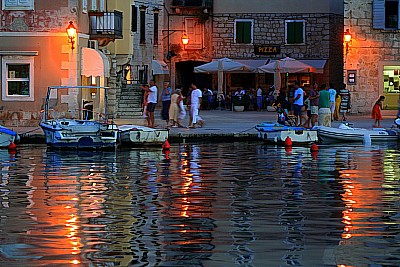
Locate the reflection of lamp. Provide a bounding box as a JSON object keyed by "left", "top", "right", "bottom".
{"left": 181, "top": 33, "right": 189, "bottom": 45}
{"left": 66, "top": 21, "right": 77, "bottom": 50}
{"left": 344, "top": 29, "right": 352, "bottom": 55}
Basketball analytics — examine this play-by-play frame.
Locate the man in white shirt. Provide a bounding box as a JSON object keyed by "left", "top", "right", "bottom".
{"left": 293, "top": 81, "right": 304, "bottom": 126}
{"left": 142, "top": 80, "right": 157, "bottom": 128}
{"left": 256, "top": 87, "right": 263, "bottom": 110}
{"left": 328, "top": 83, "right": 337, "bottom": 122}
{"left": 188, "top": 82, "right": 204, "bottom": 128}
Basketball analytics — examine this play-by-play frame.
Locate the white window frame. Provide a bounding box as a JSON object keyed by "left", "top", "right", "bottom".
{"left": 285, "top": 20, "right": 306, "bottom": 45}
{"left": 185, "top": 18, "right": 204, "bottom": 50}
{"left": 82, "top": 0, "right": 88, "bottom": 13}
{"left": 234, "top": 19, "right": 254, "bottom": 44}
{"left": 2, "top": 0, "right": 34, "bottom": 10}
{"left": 2, "top": 57, "right": 35, "bottom": 101}
{"left": 91, "top": 0, "right": 97, "bottom": 11}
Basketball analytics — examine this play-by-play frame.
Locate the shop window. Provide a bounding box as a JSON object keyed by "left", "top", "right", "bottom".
{"left": 185, "top": 18, "right": 203, "bottom": 49}
{"left": 234, "top": 19, "right": 253, "bottom": 44}
{"left": 285, "top": 20, "right": 305, "bottom": 44}
{"left": 2, "top": 0, "right": 34, "bottom": 10}
{"left": 2, "top": 57, "right": 35, "bottom": 101}
{"left": 373, "top": 0, "right": 400, "bottom": 29}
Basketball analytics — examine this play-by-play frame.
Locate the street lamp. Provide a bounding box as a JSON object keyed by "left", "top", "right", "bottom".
{"left": 181, "top": 33, "right": 189, "bottom": 45}
{"left": 344, "top": 29, "right": 352, "bottom": 55}
{"left": 66, "top": 21, "right": 77, "bottom": 50}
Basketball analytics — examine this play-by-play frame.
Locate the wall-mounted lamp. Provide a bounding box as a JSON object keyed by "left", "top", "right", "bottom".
{"left": 181, "top": 33, "right": 189, "bottom": 45}
{"left": 66, "top": 21, "right": 77, "bottom": 50}
{"left": 344, "top": 29, "right": 352, "bottom": 55}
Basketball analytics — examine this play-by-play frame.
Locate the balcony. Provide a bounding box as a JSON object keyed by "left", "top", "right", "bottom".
{"left": 171, "top": 0, "right": 212, "bottom": 8}
{"left": 89, "top": 11, "right": 123, "bottom": 47}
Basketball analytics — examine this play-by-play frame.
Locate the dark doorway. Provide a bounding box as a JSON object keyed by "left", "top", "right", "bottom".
{"left": 175, "top": 61, "right": 212, "bottom": 97}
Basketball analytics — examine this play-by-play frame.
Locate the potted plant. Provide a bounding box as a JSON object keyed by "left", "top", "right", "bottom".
{"left": 232, "top": 95, "right": 250, "bottom": 111}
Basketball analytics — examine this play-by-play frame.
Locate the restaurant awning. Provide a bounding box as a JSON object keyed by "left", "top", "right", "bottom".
{"left": 298, "top": 59, "right": 327, "bottom": 74}
{"left": 152, "top": 60, "right": 169, "bottom": 75}
{"left": 81, "top": 47, "right": 110, "bottom": 77}
{"left": 234, "top": 59, "right": 269, "bottom": 69}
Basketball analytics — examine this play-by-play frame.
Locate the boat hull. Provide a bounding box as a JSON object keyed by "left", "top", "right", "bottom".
{"left": 40, "top": 119, "right": 118, "bottom": 149}
{"left": 118, "top": 125, "right": 169, "bottom": 146}
{"left": 314, "top": 126, "right": 399, "bottom": 143}
{"left": 256, "top": 122, "right": 318, "bottom": 145}
{"left": 0, "top": 126, "right": 17, "bottom": 147}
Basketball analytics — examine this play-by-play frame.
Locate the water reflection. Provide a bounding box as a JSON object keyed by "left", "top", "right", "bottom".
{"left": 0, "top": 143, "right": 398, "bottom": 266}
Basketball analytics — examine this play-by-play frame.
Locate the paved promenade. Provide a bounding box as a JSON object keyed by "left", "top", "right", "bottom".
{"left": 13, "top": 109, "right": 399, "bottom": 143}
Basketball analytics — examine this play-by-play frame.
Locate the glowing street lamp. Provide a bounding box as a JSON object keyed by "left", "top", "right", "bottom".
{"left": 344, "top": 29, "right": 352, "bottom": 55}
{"left": 66, "top": 21, "right": 77, "bottom": 50}
{"left": 181, "top": 33, "right": 189, "bottom": 45}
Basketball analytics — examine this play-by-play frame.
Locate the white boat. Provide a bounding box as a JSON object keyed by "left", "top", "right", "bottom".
{"left": 255, "top": 122, "right": 318, "bottom": 145}
{"left": 313, "top": 123, "right": 399, "bottom": 143}
{"left": 39, "top": 86, "right": 118, "bottom": 149}
{"left": 118, "top": 125, "right": 169, "bottom": 146}
{"left": 0, "top": 126, "right": 18, "bottom": 148}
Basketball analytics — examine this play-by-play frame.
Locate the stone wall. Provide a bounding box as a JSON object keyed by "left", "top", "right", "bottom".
{"left": 345, "top": 0, "right": 400, "bottom": 113}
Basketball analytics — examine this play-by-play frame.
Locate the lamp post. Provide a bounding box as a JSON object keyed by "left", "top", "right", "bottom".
{"left": 181, "top": 32, "right": 189, "bottom": 45}
{"left": 66, "top": 21, "right": 77, "bottom": 50}
{"left": 344, "top": 29, "right": 352, "bottom": 55}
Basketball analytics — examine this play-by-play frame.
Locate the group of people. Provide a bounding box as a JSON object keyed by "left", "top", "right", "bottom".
{"left": 140, "top": 81, "right": 205, "bottom": 129}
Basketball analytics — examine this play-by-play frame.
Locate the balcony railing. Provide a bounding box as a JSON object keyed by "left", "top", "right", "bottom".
{"left": 171, "top": 0, "right": 212, "bottom": 8}
{"left": 89, "top": 11, "right": 123, "bottom": 41}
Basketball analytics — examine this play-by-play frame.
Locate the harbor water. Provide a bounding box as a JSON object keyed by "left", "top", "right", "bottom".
{"left": 0, "top": 143, "right": 399, "bottom": 266}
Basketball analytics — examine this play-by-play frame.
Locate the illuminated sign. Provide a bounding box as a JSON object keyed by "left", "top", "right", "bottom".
{"left": 254, "top": 45, "right": 281, "bottom": 55}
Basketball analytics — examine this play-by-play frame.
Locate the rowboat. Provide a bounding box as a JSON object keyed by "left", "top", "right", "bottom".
{"left": 255, "top": 122, "right": 318, "bottom": 145}
{"left": 118, "top": 125, "right": 169, "bottom": 146}
{"left": 0, "top": 126, "right": 18, "bottom": 148}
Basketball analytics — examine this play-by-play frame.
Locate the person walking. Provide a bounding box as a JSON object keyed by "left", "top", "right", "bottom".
{"left": 188, "top": 82, "right": 204, "bottom": 128}
{"left": 372, "top": 95, "right": 385, "bottom": 127}
{"left": 339, "top": 84, "right": 351, "bottom": 121}
{"left": 161, "top": 81, "right": 172, "bottom": 127}
{"left": 308, "top": 82, "right": 320, "bottom": 127}
{"left": 293, "top": 81, "right": 304, "bottom": 126}
{"left": 169, "top": 89, "right": 181, "bottom": 127}
{"left": 328, "top": 83, "right": 337, "bottom": 122}
{"left": 256, "top": 86, "right": 263, "bottom": 111}
{"left": 318, "top": 84, "right": 331, "bottom": 127}
{"left": 333, "top": 91, "right": 341, "bottom": 121}
{"left": 142, "top": 80, "right": 157, "bottom": 128}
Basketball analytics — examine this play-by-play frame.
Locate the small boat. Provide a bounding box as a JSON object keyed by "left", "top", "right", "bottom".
{"left": 0, "top": 126, "right": 18, "bottom": 148}
{"left": 255, "top": 122, "right": 318, "bottom": 145}
{"left": 118, "top": 125, "right": 169, "bottom": 146}
{"left": 40, "top": 86, "right": 118, "bottom": 149}
{"left": 313, "top": 123, "right": 399, "bottom": 143}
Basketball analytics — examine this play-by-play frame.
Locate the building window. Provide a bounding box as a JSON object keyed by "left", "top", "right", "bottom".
{"left": 91, "top": 0, "right": 97, "bottom": 11}
{"left": 2, "top": 0, "right": 34, "bottom": 10}
{"left": 234, "top": 19, "right": 253, "bottom": 44}
{"left": 131, "top": 5, "right": 138, "bottom": 32}
{"left": 140, "top": 7, "right": 146, "bottom": 44}
{"left": 373, "top": 0, "right": 400, "bottom": 29}
{"left": 185, "top": 18, "right": 203, "bottom": 49}
{"left": 82, "top": 0, "right": 87, "bottom": 13}
{"left": 285, "top": 20, "right": 305, "bottom": 44}
{"left": 2, "top": 57, "right": 35, "bottom": 101}
{"left": 99, "top": 0, "right": 104, "bottom": 12}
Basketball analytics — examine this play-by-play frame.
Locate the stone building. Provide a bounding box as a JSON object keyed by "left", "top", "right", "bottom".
{"left": 212, "top": 0, "right": 344, "bottom": 94}
{"left": 345, "top": 0, "right": 400, "bottom": 112}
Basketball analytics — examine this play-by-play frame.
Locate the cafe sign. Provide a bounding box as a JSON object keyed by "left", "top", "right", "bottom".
{"left": 254, "top": 45, "right": 280, "bottom": 55}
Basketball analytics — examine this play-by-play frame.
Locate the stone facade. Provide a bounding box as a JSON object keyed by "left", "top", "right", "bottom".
{"left": 213, "top": 12, "right": 344, "bottom": 90}
{"left": 345, "top": 0, "right": 400, "bottom": 113}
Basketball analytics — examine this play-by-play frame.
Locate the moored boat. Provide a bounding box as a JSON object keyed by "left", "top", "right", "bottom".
{"left": 39, "top": 86, "right": 118, "bottom": 149}
{"left": 313, "top": 123, "right": 399, "bottom": 143}
{"left": 118, "top": 125, "right": 169, "bottom": 146}
{"left": 255, "top": 122, "right": 318, "bottom": 145}
{"left": 0, "top": 126, "right": 18, "bottom": 148}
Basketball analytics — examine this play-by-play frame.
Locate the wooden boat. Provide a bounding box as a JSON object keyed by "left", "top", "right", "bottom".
{"left": 313, "top": 123, "right": 399, "bottom": 143}
{"left": 118, "top": 125, "right": 169, "bottom": 146}
{"left": 0, "top": 126, "right": 18, "bottom": 148}
{"left": 255, "top": 122, "right": 318, "bottom": 145}
{"left": 39, "top": 86, "right": 118, "bottom": 149}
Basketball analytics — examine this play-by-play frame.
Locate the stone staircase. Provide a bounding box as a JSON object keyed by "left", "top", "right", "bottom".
{"left": 116, "top": 84, "right": 143, "bottom": 119}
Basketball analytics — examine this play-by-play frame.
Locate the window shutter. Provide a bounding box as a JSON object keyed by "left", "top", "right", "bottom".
{"left": 373, "top": 0, "right": 385, "bottom": 29}
{"left": 236, "top": 22, "right": 244, "bottom": 43}
{"left": 243, "top": 22, "right": 251, "bottom": 43}
{"left": 186, "top": 18, "right": 203, "bottom": 49}
{"left": 131, "top": 5, "right": 137, "bottom": 32}
{"left": 287, "top": 22, "right": 295, "bottom": 43}
{"left": 294, "top": 22, "right": 303, "bottom": 43}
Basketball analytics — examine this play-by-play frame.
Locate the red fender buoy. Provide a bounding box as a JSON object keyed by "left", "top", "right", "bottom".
{"left": 310, "top": 143, "right": 319, "bottom": 152}
{"left": 162, "top": 139, "right": 170, "bottom": 150}
{"left": 284, "top": 136, "right": 292, "bottom": 147}
{"left": 8, "top": 141, "right": 17, "bottom": 150}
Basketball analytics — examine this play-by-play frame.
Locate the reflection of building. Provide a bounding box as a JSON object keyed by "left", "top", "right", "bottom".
{"left": 345, "top": 0, "right": 400, "bottom": 111}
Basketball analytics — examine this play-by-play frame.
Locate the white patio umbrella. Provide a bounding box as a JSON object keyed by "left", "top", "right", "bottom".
{"left": 258, "top": 57, "right": 315, "bottom": 91}
{"left": 194, "top": 58, "right": 255, "bottom": 94}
